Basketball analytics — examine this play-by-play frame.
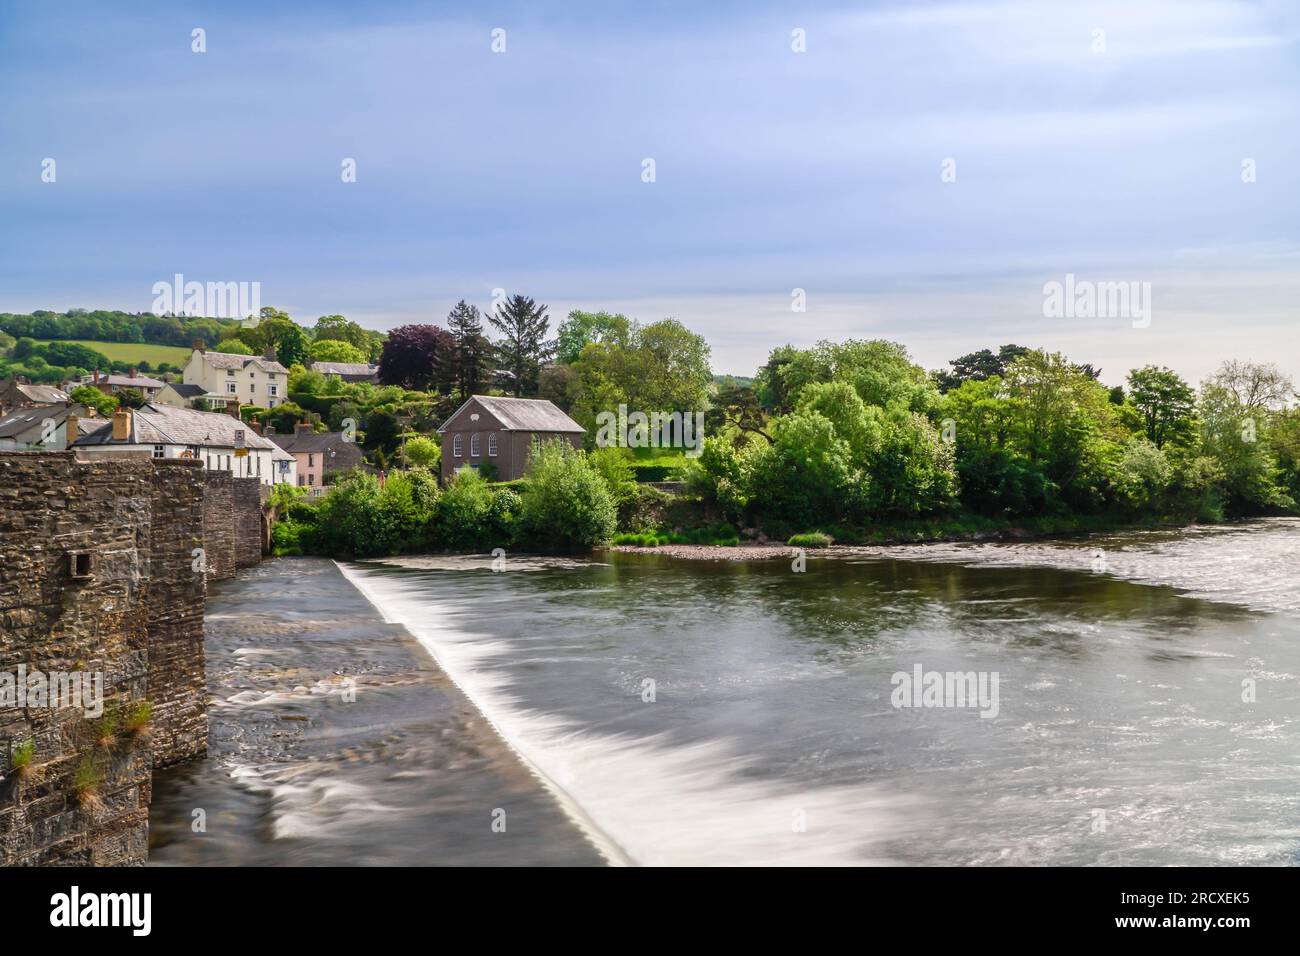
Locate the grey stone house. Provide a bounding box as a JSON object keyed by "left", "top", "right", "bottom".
{"left": 437, "top": 395, "right": 584, "bottom": 483}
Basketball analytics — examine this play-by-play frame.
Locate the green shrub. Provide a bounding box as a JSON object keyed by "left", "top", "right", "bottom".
{"left": 520, "top": 441, "right": 618, "bottom": 547}
{"left": 437, "top": 469, "right": 496, "bottom": 550}
{"left": 487, "top": 488, "right": 523, "bottom": 545}
{"left": 788, "top": 531, "right": 833, "bottom": 548}
{"left": 590, "top": 446, "right": 637, "bottom": 502}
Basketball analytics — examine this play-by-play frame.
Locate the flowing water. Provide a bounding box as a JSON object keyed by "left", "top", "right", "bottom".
{"left": 154, "top": 519, "right": 1300, "bottom": 866}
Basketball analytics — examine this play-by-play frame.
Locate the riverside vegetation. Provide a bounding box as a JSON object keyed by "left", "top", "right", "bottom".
{"left": 272, "top": 334, "right": 1300, "bottom": 558}
{"left": 7, "top": 307, "right": 1295, "bottom": 555}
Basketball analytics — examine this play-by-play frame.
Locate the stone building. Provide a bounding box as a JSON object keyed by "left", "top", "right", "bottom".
{"left": 436, "top": 395, "right": 584, "bottom": 483}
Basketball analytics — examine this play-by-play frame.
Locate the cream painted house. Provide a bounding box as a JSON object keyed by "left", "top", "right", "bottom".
{"left": 181, "top": 346, "right": 290, "bottom": 408}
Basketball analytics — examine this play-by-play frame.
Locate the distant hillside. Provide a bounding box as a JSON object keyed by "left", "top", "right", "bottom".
{"left": 713, "top": 374, "right": 753, "bottom": 388}
{"left": 64, "top": 340, "right": 192, "bottom": 368}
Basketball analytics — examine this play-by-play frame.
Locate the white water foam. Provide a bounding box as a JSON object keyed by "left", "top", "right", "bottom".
{"left": 336, "top": 561, "right": 911, "bottom": 866}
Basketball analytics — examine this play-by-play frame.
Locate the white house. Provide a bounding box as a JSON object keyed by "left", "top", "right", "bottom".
{"left": 181, "top": 345, "right": 289, "bottom": 408}
{"left": 72, "top": 403, "right": 297, "bottom": 486}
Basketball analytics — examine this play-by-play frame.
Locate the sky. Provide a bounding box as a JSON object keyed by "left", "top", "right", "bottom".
{"left": 1, "top": 0, "right": 1298, "bottom": 384}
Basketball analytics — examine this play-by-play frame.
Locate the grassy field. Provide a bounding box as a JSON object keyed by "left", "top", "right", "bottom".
{"left": 65, "top": 340, "right": 192, "bottom": 367}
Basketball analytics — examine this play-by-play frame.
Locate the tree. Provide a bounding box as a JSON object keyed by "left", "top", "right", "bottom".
{"left": 377, "top": 324, "right": 454, "bottom": 391}
{"left": 556, "top": 310, "right": 631, "bottom": 364}
{"left": 309, "top": 339, "right": 368, "bottom": 364}
{"left": 487, "top": 294, "right": 551, "bottom": 397}
{"left": 313, "top": 314, "right": 371, "bottom": 353}
{"left": 115, "top": 388, "right": 147, "bottom": 409}
{"left": 69, "top": 385, "right": 118, "bottom": 417}
{"left": 1208, "top": 360, "right": 1295, "bottom": 412}
{"left": 748, "top": 410, "right": 860, "bottom": 529}
{"left": 767, "top": 339, "right": 939, "bottom": 414}
{"left": 215, "top": 338, "right": 253, "bottom": 355}
{"left": 271, "top": 322, "right": 311, "bottom": 368}
{"left": 1126, "top": 365, "right": 1195, "bottom": 449}
{"left": 935, "top": 344, "right": 1029, "bottom": 393}
{"left": 446, "top": 300, "right": 493, "bottom": 400}
{"left": 707, "top": 382, "right": 773, "bottom": 443}
{"left": 404, "top": 434, "right": 440, "bottom": 469}
{"left": 519, "top": 441, "right": 618, "bottom": 546}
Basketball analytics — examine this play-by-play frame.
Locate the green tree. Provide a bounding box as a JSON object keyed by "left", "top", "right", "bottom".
{"left": 556, "top": 310, "right": 631, "bottom": 364}
{"left": 1127, "top": 365, "right": 1196, "bottom": 449}
{"left": 403, "top": 434, "right": 441, "bottom": 469}
{"left": 446, "top": 300, "right": 493, "bottom": 400}
{"left": 488, "top": 294, "right": 551, "bottom": 397}
{"left": 309, "top": 339, "right": 368, "bottom": 364}
{"left": 519, "top": 441, "right": 618, "bottom": 546}
{"left": 69, "top": 385, "right": 119, "bottom": 417}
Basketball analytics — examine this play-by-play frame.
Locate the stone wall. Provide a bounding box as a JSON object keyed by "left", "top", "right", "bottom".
{"left": 147, "top": 461, "right": 208, "bottom": 768}
{"left": 200, "top": 473, "right": 236, "bottom": 580}
{"left": 232, "top": 476, "right": 264, "bottom": 568}
{"left": 0, "top": 452, "right": 262, "bottom": 866}
{"left": 0, "top": 453, "right": 157, "bottom": 865}
{"left": 201, "top": 473, "right": 264, "bottom": 579}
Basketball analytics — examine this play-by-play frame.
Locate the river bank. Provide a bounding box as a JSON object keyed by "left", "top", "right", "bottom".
{"left": 606, "top": 514, "right": 1275, "bottom": 561}
{"left": 148, "top": 557, "right": 603, "bottom": 866}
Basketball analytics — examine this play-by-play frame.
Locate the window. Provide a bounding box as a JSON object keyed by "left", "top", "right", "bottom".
{"left": 152, "top": 445, "right": 165, "bottom": 459}
{"left": 225, "top": 455, "right": 230, "bottom": 470}
{"left": 227, "top": 369, "right": 235, "bottom": 377}
{"left": 226, "top": 382, "right": 237, "bottom": 394}
{"left": 470, "top": 433, "right": 480, "bottom": 457}
{"left": 268, "top": 385, "right": 278, "bottom": 397}
{"left": 297, "top": 474, "right": 304, "bottom": 486}
{"left": 307, "top": 473, "right": 315, "bottom": 485}
{"left": 68, "top": 551, "right": 94, "bottom": 579}
{"left": 308, "top": 453, "right": 314, "bottom": 467}
{"left": 249, "top": 383, "right": 256, "bottom": 393}
{"left": 488, "top": 433, "right": 498, "bottom": 457}
{"left": 453, "top": 434, "right": 463, "bottom": 457}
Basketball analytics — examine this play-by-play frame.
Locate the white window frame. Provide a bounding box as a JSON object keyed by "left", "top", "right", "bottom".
{"left": 268, "top": 384, "right": 278, "bottom": 396}
{"left": 227, "top": 382, "right": 238, "bottom": 394}
{"left": 470, "top": 433, "right": 480, "bottom": 457}
{"left": 152, "top": 445, "right": 165, "bottom": 459}
{"left": 488, "top": 433, "right": 498, "bottom": 457}
{"left": 453, "top": 434, "right": 463, "bottom": 457}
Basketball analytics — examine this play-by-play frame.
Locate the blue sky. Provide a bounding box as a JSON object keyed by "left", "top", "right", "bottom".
{"left": 2, "top": 0, "right": 1298, "bottom": 382}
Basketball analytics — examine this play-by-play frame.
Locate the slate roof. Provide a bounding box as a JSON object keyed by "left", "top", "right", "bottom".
{"left": 0, "top": 404, "right": 100, "bottom": 440}
{"left": 72, "top": 402, "right": 279, "bottom": 450}
{"left": 161, "top": 383, "right": 209, "bottom": 398}
{"left": 0, "top": 404, "right": 71, "bottom": 439}
{"left": 197, "top": 350, "right": 289, "bottom": 374}
{"left": 311, "top": 361, "right": 378, "bottom": 377}
{"left": 99, "top": 374, "right": 166, "bottom": 389}
{"left": 438, "top": 395, "right": 584, "bottom": 434}
{"left": 14, "top": 383, "right": 70, "bottom": 404}
{"left": 269, "top": 430, "right": 352, "bottom": 454}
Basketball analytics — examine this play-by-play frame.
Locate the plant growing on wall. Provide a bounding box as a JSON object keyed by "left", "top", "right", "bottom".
{"left": 73, "top": 757, "right": 103, "bottom": 810}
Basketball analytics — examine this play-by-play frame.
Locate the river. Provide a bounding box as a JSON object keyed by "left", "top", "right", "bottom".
{"left": 152, "top": 518, "right": 1300, "bottom": 866}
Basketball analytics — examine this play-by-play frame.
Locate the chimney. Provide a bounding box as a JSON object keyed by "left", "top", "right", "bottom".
{"left": 129, "top": 367, "right": 137, "bottom": 379}
{"left": 92, "top": 369, "right": 100, "bottom": 385}
{"left": 249, "top": 421, "right": 263, "bottom": 436}
{"left": 226, "top": 400, "right": 242, "bottom": 420}
{"left": 295, "top": 421, "right": 314, "bottom": 435}
{"left": 263, "top": 345, "right": 278, "bottom": 362}
{"left": 192, "top": 337, "right": 206, "bottom": 353}
{"left": 65, "top": 413, "right": 78, "bottom": 445}
{"left": 111, "top": 409, "right": 132, "bottom": 442}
